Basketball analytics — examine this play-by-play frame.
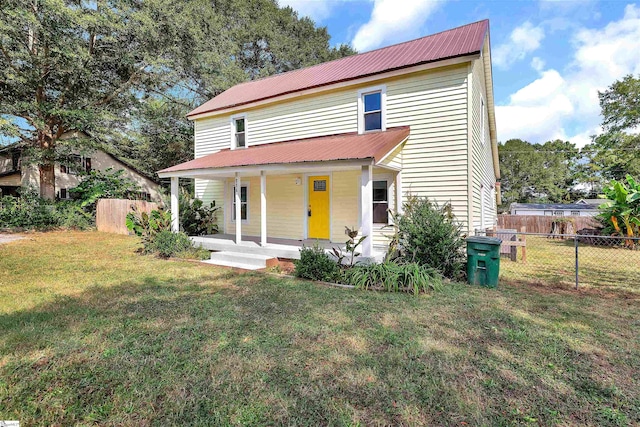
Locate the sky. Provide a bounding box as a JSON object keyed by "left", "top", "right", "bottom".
{"left": 278, "top": 0, "right": 640, "bottom": 148}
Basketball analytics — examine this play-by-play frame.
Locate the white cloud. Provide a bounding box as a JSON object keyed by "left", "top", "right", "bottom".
{"left": 278, "top": 0, "right": 338, "bottom": 22}
{"left": 493, "top": 22, "right": 545, "bottom": 69}
{"left": 496, "top": 4, "right": 640, "bottom": 148}
{"left": 351, "top": 0, "right": 445, "bottom": 52}
{"left": 530, "top": 57, "right": 545, "bottom": 72}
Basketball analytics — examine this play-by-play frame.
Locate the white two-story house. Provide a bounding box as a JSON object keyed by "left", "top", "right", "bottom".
{"left": 158, "top": 20, "right": 500, "bottom": 260}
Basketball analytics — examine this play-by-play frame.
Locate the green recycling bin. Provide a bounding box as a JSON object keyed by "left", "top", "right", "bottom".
{"left": 467, "top": 236, "right": 502, "bottom": 288}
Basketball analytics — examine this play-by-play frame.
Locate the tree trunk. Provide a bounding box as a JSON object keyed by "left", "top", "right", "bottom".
{"left": 38, "top": 129, "right": 56, "bottom": 200}
{"left": 39, "top": 163, "right": 55, "bottom": 200}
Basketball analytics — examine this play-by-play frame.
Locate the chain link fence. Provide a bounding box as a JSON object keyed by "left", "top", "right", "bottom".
{"left": 474, "top": 229, "right": 640, "bottom": 292}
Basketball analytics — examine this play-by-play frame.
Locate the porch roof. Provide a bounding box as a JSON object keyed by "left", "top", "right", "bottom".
{"left": 158, "top": 126, "right": 409, "bottom": 177}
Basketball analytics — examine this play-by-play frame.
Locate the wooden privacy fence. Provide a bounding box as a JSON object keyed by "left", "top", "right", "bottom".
{"left": 497, "top": 215, "right": 600, "bottom": 234}
{"left": 96, "top": 198, "right": 158, "bottom": 235}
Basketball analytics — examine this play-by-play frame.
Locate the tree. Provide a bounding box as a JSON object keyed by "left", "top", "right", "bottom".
{"left": 498, "top": 138, "right": 581, "bottom": 207}
{"left": 120, "top": 99, "right": 194, "bottom": 177}
{"left": 583, "top": 133, "right": 640, "bottom": 182}
{"left": 583, "top": 74, "right": 640, "bottom": 182}
{"left": 498, "top": 139, "right": 540, "bottom": 206}
{"left": 0, "top": 0, "right": 212, "bottom": 199}
{"left": 1, "top": 0, "right": 356, "bottom": 198}
{"left": 599, "top": 74, "right": 640, "bottom": 133}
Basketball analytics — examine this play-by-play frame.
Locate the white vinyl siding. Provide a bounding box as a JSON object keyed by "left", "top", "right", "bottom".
{"left": 192, "top": 61, "right": 483, "bottom": 237}
{"left": 470, "top": 57, "right": 497, "bottom": 231}
{"left": 386, "top": 64, "right": 470, "bottom": 229}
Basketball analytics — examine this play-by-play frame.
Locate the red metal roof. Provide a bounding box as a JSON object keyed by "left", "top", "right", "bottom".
{"left": 158, "top": 127, "right": 410, "bottom": 174}
{"left": 188, "top": 20, "right": 489, "bottom": 118}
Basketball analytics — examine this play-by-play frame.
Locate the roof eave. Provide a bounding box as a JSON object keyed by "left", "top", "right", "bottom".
{"left": 157, "top": 158, "right": 375, "bottom": 179}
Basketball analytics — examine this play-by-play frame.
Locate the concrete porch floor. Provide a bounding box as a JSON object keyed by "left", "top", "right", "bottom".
{"left": 190, "top": 234, "right": 386, "bottom": 262}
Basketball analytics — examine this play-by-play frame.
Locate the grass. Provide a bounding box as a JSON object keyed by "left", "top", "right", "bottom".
{"left": 499, "top": 236, "right": 640, "bottom": 295}
{"left": 1, "top": 231, "right": 639, "bottom": 425}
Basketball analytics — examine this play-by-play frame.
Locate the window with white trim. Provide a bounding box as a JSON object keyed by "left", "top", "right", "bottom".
{"left": 358, "top": 85, "right": 386, "bottom": 134}
{"left": 232, "top": 184, "right": 248, "bottom": 221}
{"left": 571, "top": 211, "right": 580, "bottom": 216}
{"left": 553, "top": 210, "right": 564, "bottom": 216}
{"left": 372, "top": 180, "right": 389, "bottom": 224}
{"left": 363, "top": 92, "right": 382, "bottom": 131}
{"left": 231, "top": 116, "right": 246, "bottom": 149}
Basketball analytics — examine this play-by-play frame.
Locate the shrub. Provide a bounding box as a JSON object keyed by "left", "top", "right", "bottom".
{"left": 125, "top": 207, "right": 172, "bottom": 249}
{"left": 147, "top": 230, "right": 194, "bottom": 258}
{"left": 391, "top": 196, "right": 466, "bottom": 280}
{"left": 0, "top": 189, "right": 91, "bottom": 231}
{"left": 54, "top": 201, "right": 93, "bottom": 230}
{"left": 294, "top": 244, "right": 341, "bottom": 282}
{"left": 342, "top": 261, "right": 442, "bottom": 294}
{"left": 179, "top": 190, "right": 220, "bottom": 235}
{"left": 126, "top": 208, "right": 209, "bottom": 259}
{"left": 70, "top": 168, "right": 141, "bottom": 209}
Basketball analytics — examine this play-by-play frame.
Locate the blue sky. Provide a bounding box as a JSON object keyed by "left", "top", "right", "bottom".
{"left": 280, "top": 0, "right": 640, "bottom": 147}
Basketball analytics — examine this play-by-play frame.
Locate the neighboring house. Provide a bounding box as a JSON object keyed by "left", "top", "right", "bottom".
{"left": 576, "top": 198, "right": 610, "bottom": 207}
{"left": 0, "top": 131, "right": 161, "bottom": 201}
{"left": 158, "top": 20, "right": 501, "bottom": 257}
{"left": 509, "top": 203, "right": 600, "bottom": 217}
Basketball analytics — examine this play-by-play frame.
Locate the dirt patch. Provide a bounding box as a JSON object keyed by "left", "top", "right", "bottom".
{"left": 0, "top": 234, "right": 24, "bottom": 245}
{"left": 267, "top": 258, "right": 296, "bottom": 275}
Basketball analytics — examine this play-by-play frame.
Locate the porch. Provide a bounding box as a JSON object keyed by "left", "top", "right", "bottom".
{"left": 157, "top": 127, "right": 409, "bottom": 258}
{"left": 191, "top": 234, "right": 388, "bottom": 262}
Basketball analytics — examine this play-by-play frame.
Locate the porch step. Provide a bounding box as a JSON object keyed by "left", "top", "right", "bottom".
{"left": 203, "top": 251, "right": 276, "bottom": 270}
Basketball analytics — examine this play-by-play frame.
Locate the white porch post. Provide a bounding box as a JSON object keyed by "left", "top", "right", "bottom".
{"left": 234, "top": 172, "right": 242, "bottom": 244}
{"left": 170, "top": 176, "right": 179, "bottom": 232}
{"left": 360, "top": 164, "right": 373, "bottom": 257}
{"left": 396, "top": 170, "right": 404, "bottom": 215}
{"left": 260, "top": 170, "right": 267, "bottom": 246}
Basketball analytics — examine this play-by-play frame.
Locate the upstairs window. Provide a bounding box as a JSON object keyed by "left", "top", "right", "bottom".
{"left": 232, "top": 116, "right": 246, "bottom": 149}
{"left": 358, "top": 85, "right": 386, "bottom": 134}
{"left": 61, "top": 155, "right": 91, "bottom": 174}
{"left": 364, "top": 92, "right": 382, "bottom": 131}
{"left": 68, "top": 155, "right": 83, "bottom": 175}
{"left": 372, "top": 180, "right": 389, "bottom": 224}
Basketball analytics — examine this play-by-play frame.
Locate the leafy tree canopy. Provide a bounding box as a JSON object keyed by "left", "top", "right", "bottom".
{"left": 599, "top": 74, "right": 640, "bottom": 133}
{"left": 582, "top": 74, "right": 640, "bottom": 182}
{"left": 498, "top": 139, "right": 581, "bottom": 207}
{"left": 0, "top": 0, "right": 355, "bottom": 198}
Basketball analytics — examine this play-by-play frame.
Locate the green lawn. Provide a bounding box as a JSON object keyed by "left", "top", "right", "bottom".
{"left": 1, "top": 232, "right": 639, "bottom": 426}
{"left": 499, "top": 236, "right": 640, "bottom": 295}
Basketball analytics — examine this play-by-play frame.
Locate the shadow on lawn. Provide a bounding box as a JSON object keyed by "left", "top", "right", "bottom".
{"left": 1, "top": 272, "right": 638, "bottom": 426}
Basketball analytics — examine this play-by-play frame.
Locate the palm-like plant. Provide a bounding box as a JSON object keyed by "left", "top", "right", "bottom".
{"left": 599, "top": 175, "right": 640, "bottom": 248}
